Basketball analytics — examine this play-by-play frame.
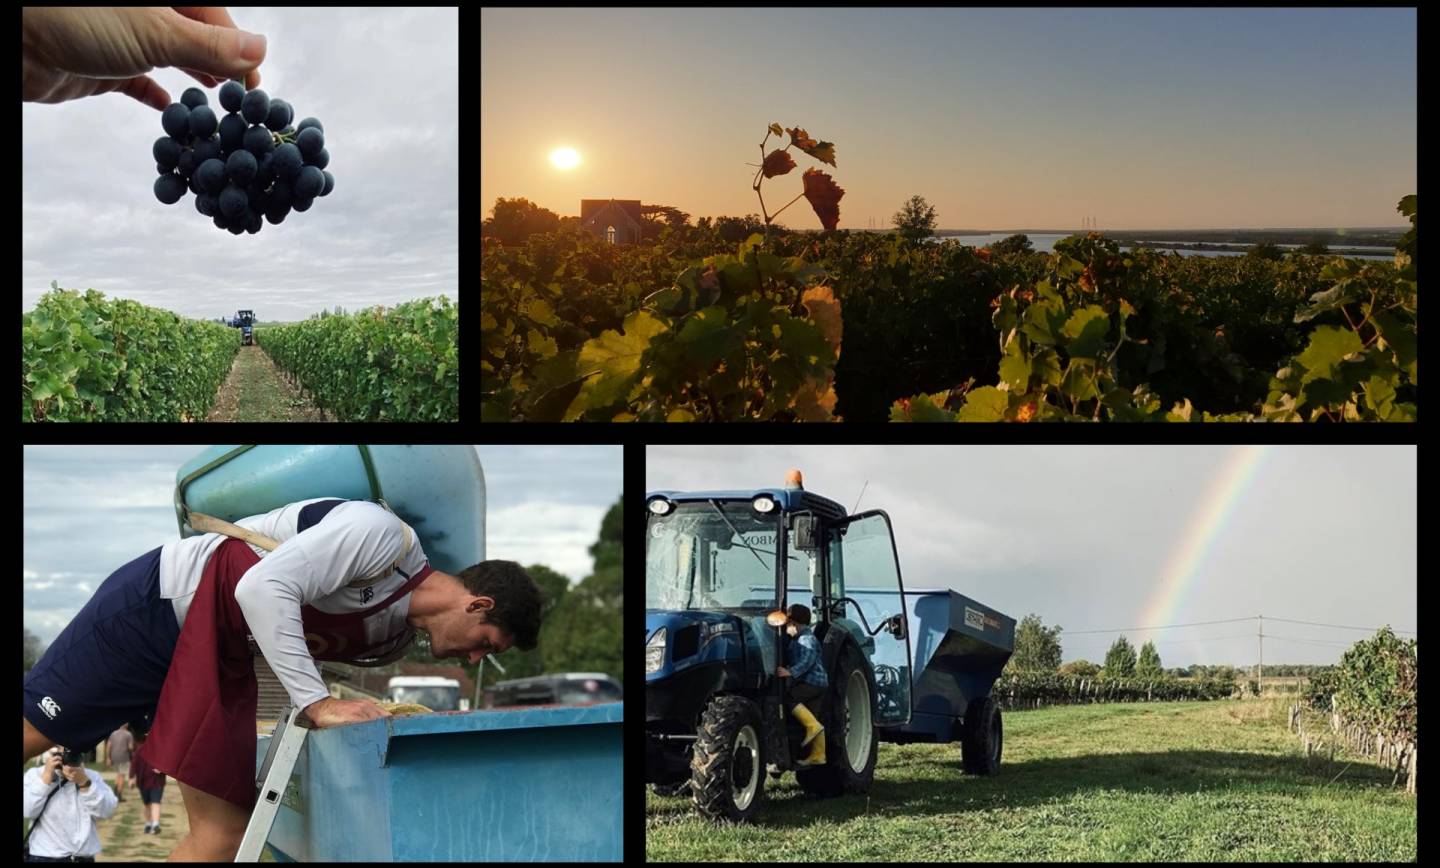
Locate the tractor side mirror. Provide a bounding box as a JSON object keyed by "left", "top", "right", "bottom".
{"left": 792, "top": 515, "right": 818, "bottom": 552}
{"left": 884, "top": 614, "right": 907, "bottom": 641}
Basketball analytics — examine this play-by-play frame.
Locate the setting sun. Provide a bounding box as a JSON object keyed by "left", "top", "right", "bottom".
{"left": 549, "top": 147, "right": 581, "bottom": 170}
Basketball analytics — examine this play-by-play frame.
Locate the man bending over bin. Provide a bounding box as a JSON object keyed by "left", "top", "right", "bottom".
{"left": 775, "top": 604, "right": 829, "bottom": 767}
{"left": 23, "top": 497, "right": 542, "bottom": 861}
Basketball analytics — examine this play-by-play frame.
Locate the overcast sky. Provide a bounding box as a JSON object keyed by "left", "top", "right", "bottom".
{"left": 23, "top": 445, "right": 620, "bottom": 646}
{"left": 646, "top": 445, "right": 1416, "bottom": 669}
{"left": 22, "top": 7, "right": 458, "bottom": 323}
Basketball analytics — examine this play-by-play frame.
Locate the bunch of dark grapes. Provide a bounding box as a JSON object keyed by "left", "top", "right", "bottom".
{"left": 152, "top": 81, "right": 333, "bottom": 234}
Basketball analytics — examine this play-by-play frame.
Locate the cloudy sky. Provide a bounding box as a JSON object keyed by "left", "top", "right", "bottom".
{"left": 22, "top": 7, "right": 458, "bottom": 322}
{"left": 646, "top": 445, "right": 1416, "bottom": 668}
{"left": 24, "top": 445, "right": 620, "bottom": 646}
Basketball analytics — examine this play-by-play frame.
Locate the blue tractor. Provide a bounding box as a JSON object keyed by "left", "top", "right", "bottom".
{"left": 230, "top": 309, "right": 256, "bottom": 345}
{"left": 645, "top": 469, "right": 1016, "bottom": 822}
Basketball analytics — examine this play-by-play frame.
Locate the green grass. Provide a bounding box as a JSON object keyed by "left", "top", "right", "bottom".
{"left": 646, "top": 699, "right": 1416, "bottom": 861}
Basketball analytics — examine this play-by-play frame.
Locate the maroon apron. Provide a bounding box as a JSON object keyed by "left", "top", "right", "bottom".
{"left": 144, "top": 538, "right": 434, "bottom": 808}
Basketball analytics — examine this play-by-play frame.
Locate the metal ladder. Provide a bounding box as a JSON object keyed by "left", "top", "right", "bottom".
{"left": 235, "top": 705, "right": 310, "bottom": 861}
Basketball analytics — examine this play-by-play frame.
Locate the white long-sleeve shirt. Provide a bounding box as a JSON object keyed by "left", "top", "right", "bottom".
{"left": 22, "top": 766, "right": 117, "bottom": 858}
{"left": 158, "top": 498, "right": 428, "bottom": 712}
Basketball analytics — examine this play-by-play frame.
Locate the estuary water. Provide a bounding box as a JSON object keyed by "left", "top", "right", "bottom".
{"left": 924, "top": 233, "right": 1394, "bottom": 261}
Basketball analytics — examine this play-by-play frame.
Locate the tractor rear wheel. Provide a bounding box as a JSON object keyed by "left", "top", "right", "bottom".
{"left": 796, "top": 645, "right": 877, "bottom": 798}
{"left": 690, "top": 694, "right": 765, "bottom": 823}
{"left": 960, "top": 695, "right": 1003, "bottom": 775}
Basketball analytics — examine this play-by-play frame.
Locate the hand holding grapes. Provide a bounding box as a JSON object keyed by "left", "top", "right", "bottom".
{"left": 22, "top": 7, "right": 267, "bottom": 110}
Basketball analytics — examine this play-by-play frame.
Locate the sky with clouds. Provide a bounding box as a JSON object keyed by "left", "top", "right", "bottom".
{"left": 24, "top": 445, "right": 620, "bottom": 647}
{"left": 22, "top": 7, "right": 458, "bottom": 323}
{"left": 646, "top": 445, "right": 1416, "bottom": 669}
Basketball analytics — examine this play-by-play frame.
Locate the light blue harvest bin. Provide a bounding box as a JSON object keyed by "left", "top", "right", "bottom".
{"left": 255, "top": 702, "right": 624, "bottom": 861}
{"left": 173, "top": 445, "right": 485, "bottom": 572}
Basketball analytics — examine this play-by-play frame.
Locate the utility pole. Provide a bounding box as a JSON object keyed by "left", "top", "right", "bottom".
{"left": 1257, "top": 614, "right": 1264, "bottom": 692}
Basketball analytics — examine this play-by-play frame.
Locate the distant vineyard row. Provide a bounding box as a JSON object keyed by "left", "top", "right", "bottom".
{"left": 482, "top": 196, "right": 1415, "bottom": 422}
{"left": 23, "top": 282, "right": 237, "bottom": 422}
{"left": 995, "top": 674, "right": 1238, "bottom": 710}
{"left": 258, "top": 296, "right": 459, "bottom": 422}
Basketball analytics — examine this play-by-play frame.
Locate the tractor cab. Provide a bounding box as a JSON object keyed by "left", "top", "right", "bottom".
{"left": 645, "top": 469, "right": 913, "bottom": 822}
{"left": 234, "top": 309, "right": 256, "bottom": 345}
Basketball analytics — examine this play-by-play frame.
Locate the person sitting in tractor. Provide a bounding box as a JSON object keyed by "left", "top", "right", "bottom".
{"left": 775, "top": 604, "right": 828, "bottom": 767}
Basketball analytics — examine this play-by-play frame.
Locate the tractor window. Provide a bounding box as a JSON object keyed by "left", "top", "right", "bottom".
{"left": 646, "top": 501, "right": 780, "bottom": 611}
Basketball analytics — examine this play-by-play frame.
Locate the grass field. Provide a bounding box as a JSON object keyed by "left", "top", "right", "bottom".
{"left": 646, "top": 699, "right": 1416, "bottom": 861}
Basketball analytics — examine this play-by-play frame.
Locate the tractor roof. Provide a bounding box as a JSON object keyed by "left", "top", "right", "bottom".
{"left": 646, "top": 488, "right": 847, "bottom": 521}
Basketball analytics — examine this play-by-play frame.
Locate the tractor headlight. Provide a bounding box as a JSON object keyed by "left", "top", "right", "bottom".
{"left": 752, "top": 495, "right": 776, "bottom": 514}
{"left": 645, "top": 628, "right": 667, "bottom": 674}
{"left": 647, "top": 498, "right": 674, "bottom": 516}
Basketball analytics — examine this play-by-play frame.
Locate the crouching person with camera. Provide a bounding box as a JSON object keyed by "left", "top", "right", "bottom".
{"left": 23, "top": 747, "right": 117, "bottom": 862}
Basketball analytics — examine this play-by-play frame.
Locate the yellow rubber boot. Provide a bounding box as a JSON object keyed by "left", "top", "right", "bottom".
{"left": 790, "top": 704, "right": 827, "bottom": 766}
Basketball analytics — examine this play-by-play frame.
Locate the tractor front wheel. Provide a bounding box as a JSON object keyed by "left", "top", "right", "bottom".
{"left": 690, "top": 694, "right": 765, "bottom": 823}
{"left": 795, "top": 644, "right": 877, "bottom": 798}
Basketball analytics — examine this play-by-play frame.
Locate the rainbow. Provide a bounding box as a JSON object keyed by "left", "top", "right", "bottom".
{"left": 1138, "top": 445, "right": 1273, "bottom": 630}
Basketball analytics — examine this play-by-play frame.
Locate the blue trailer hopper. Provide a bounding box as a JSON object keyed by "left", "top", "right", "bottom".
{"left": 255, "top": 702, "right": 623, "bottom": 861}
{"left": 821, "top": 587, "right": 1014, "bottom": 742}
{"left": 174, "top": 445, "right": 485, "bottom": 573}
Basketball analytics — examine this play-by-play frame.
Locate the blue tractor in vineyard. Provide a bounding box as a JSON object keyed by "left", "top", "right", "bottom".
{"left": 228, "top": 309, "right": 256, "bottom": 345}
{"left": 645, "top": 469, "right": 1016, "bottom": 822}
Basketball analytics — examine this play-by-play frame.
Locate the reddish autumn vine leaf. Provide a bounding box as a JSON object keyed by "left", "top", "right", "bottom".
{"left": 762, "top": 148, "right": 796, "bottom": 178}
{"left": 802, "top": 169, "right": 845, "bottom": 231}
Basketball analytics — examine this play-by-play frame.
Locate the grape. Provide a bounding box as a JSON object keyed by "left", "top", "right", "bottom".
{"left": 161, "top": 103, "right": 190, "bottom": 138}
{"left": 153, "top": 136, "right": 183, "bottom": 168}
{"left": 218, "top": 113, "right": 247, "bottom": 154}
{"left": 243, "top": 124, "right": 274, "bottom": 156}
{"left": 271, "top": 143, "right": 303, "bottom": 180}
{"left": 293, "top": 165, "right": 324, "bottom": 199}
{"left": 226, "top": 149, "right": 258, "bottom": 186}
{"left": 219, "top": 183, "right": 248, "bottom": 218}
{"left": 296, "top": 127, "right": 325, "bottom": 159}
{"left": 188, "top": 105, "right": 218, "bottom": 138}
{"left": 269, "top": 179, "right": 293, "bottom": 210}
{"left": 219, "top": 80, "right": 245, "bottom": 113}
{"left": 195, "top": 158, "right": 227, "bottom": 194}
{"left": 154, "top": 174, "right": 187, "bottom": 205}
{"left": 193, "top": 136, "right": 221, "bottom": 164}
{"left": 265, "top": 99, "right": 293, "bottom": 131}
{"left": 241, "top": 89, "right": 270, "bottom": 124}
{"left": 148, "top": 80, "right": 332, "bottom": 233}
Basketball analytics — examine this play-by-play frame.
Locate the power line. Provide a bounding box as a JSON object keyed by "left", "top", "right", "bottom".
{"left": 1064, "top": 617, "right": 1254, "bottom": 635}
{"left": 1063, "top": 615, "right": 1414, "bottom": 636}
{"left": 1263, "top": 634, "right": 1367, "bottom": 648}
{"left": 1265, "top": 616, "right": 1416, "bottom": 635}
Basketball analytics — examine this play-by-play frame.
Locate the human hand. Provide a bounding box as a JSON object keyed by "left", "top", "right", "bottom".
{"left": 303, "top": 697, "right": 393, "bottom": 729}
{"left": 22, "top": 7, "right": 267, "bottom": 111}
{"left": 40, "top": 752, "right": 63, "bottom": 786}
{"left": 60, "top": 762, "right": 89, "bottom": 786}
{"left": 776, "top": 666, "right": 790, "bottom": 678}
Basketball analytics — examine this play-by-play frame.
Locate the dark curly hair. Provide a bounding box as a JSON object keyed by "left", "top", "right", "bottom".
{"left": 456, "top": 560, "right": 543, "bottom": 650}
